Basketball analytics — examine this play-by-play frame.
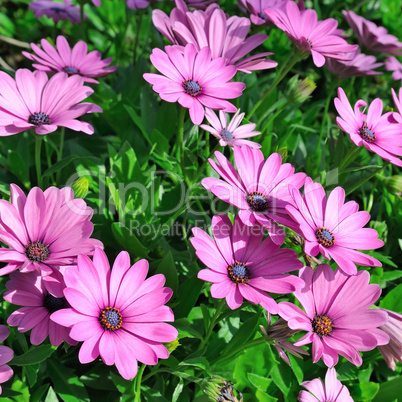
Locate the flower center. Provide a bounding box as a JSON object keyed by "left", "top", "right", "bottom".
{"left": 63, "top": 66, "right": 80, "bottom": 74}
{"left": 227, "top": 262, "right": 250, "bottom": 284}
{"left": 28, "top": 112, "right": 51, "bottom": 126}
{"left": 359, "top": 123, "right": 376, "bottom": 143}
{"left": 51, "top": 7, "right": 64, "bottom": 12}
{"left": 25, "top": 241, "right": 50, "bottom": 262}
{"left": 307, "top": 39, "right": 313, "bottom": 48}
{"left": 312, "top": 314, "right": 333, "bottom": 336}
{"left": 258, "top": 12, "right": 267, "bottom": 20}
{"left": 315, "top": 228, "right": 335, "bottom": 247}
{"left": 44, "top": 294, "right": 67, "bottom": 313}
{"left": 183, "top": 80, "right": 202, "bottom": 97}
{"left": 246, "top": 191, "right": 269, "bottom": 212}
{"left": 221, "top": 128, "right": 234, "bottom": 142}
{"left": 99, "top": 307, "right": 122, "bottom": 331}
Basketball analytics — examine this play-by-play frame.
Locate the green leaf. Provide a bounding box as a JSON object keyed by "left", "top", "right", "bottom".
{"left": 179, "top": 356, "right": 210, "bottom": 371}
{"left": 44, "top": 387, "right": 59, "bottom": 402}
{"left": 352, "top": 382, "right": 379, "bottom": 401}
{"left": 47, "top": 357, "right": 89, "bottom": 402}
{"left": 247, "top": 373, "right": 272, "bottom": 392}
{"left": 11, "top": 344, "right": 55, "bottom": 366}
{"left": 380, "top": 284, "right": 402, "bottom": 313}
{"left": 373, "top": 377, "right": 402, "bottom": 401}
{"left": 270, "top": 364, "right": 291, "bottom": 397}
{"left": 24, "top": 364, "right": 39, "bottom": 387}
{"left": 156, "top": 251, "right": 179, "bottom": 294}
{"left": 223, "top": 313, "right": 261, "bottom": 355}
{"left": 172, "top": 378, "right": 184, "bottom": 402}
{"left": 255, "top": 389, "right": 278, "bottom": 402}
{"left": 111, "top": 222, "right": 149, "bottom": 258}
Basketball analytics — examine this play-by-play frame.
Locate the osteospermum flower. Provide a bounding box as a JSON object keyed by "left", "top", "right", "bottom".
{"left": 201, "top": 146, "right": 306, "bottom": 245}
{"left": 286, "top": 177, "right": 384, "bottom": 275}
{"left": 200, "top": 109, "right": 261, "bottom": 148}
{"left": 51, "top": 249, "right": 178, "bottom": 380}
{"left": 0, "top": 184, "right": 102, "bottom": 276}
{"left": 386, "top": 57, "right": 402, "bottom": 82}
{"left": 29, "top": 0, "right": 82, "bottom": 24}
{"left": 144, "top": 44, "right": 245, "bottom": 125}
{"left": 378, "top": 309, "right": 402, "bottom": 371}
{"left": 0, "top": 69, "right": 102, "bottom": 136}
{"left": 190, "top": 214, "right": 304, "bottom": 312}
{"left": 343, "top": 10, "right": 402, "bottom": 55}
{"left": 237, "top": 0, "right": 304, "bottom": 26}
{"left": 261, "top": 312, "right": 308, "bottom": 366}
{"left": 152, "top": 0, "right": 277, "bottom": 73}
{"left": 0, "top": 326, "right": 13, "bottom": 395}
{"left": 334, "top": 87, "right": 402, "bottom": 167}
{"left": 23, "top": 36, "right": 117, "bottom": 84}
{"left": 279, "top": 264, "right": 390, "bottom": 367}
{"left": 298, "top": 367, "right": 353, "bottom": 402}
{"left": 392, "top": 87, "right": 402, "bottom": 123}
{"left": 265, "top": 2, "right": 358, "bottom": 67}
{"left": 4, "top": 270, "right": 77, "bottom": 346}
{"left": 326, "top": 49, "right": 383, "bottom": 79}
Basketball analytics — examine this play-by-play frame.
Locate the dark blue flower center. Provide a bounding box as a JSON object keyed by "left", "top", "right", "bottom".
{"left": 25, "top": 241, "right": 50, "bottom": 262}
{"left": 63, "top": 66, "right": 80, "bottom": 74}
{"left": 359, "top": 123, "right": 376, "bottom": 143}
{"left": 221, "top": 128, "right": 234, "bottom": 142}
{"left": 99, "top": 307, "right": 122, "bottom": 331}
{"left": 315, "top": 228, "right": 335, "bottom": 247}
{"left": 258, "top": 12, "right": 267, "bottom": 20}
{"left": 44, "top": 294, "right": 67, "bottom": 313}
{"left": 246, "top": 191, "right": 269, "bottom": 212}
{"left": 307, "top": 39, "right": 313, "bottom": 48}
{"left": 227, "top": 262, "right": 250, "bottom": 284}
{"left": 183, "top": 80, "right": 202, "bottom": 97}
{"left": 51, "top": 7, "right": 64, "bottom": 12}
{"left": 28, "top": 112, "right": 51, "bottom": 126}
{"left": 312, "top": 314, "right": 333, "bottom": 337}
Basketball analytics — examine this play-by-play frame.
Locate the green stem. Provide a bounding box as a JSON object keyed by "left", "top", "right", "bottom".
{"left": 192, "top": 142, "right": 220, "bottom": 184}
{"left": 79, "top": 2, "right": 87, "bottom": 42}
{"left": 133, "top": 11, "right": 144, "bottom": 63}
{"left": 247, "top": 51, "right": 302, "bottom": 120}
{"left": 177, "top": 108, "right": 189, "bottom": 185}
{"left": 346, "top": 164, "right": 388, "bottom": 196}
{"left": 198, "top": 299, "right": 225, "bottom": 350}
{"left": 214, "top": 337, "right": 266, "bottom": 366}
{"left": 56, "top": 128, "right": 65, "bottom": 184}
{"left": 315, "top": 80, "right": 338, "bottom": 154}
{"left": 134, "top": 364, "right": 146, "bottom": 402}
{"left": 339, "top": 145, "right": 363, "bottom": 172}
{"left": 35, "top": 135, "right": 43, "bottom": 188}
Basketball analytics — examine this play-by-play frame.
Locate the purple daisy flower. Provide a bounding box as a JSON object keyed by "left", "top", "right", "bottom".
{"left": 0, "top": 69, "right": 102, "bottom": 136}
{"left": 0, "top": 326, "right": 13, "bottom": 395}
{"left": 261, "top": 312, "right": 309, "bottom": 366}
{"left": 0, "top": 184, "right": 102, "bottom": 276}
{"left": 298, "top": 367, "right": 353, "bottom": 402}
{"left": 51, "top": 249, "right": 178, "bottom": 380}
{"left": 326, "top": 49, "right": 383, "bottom": 79}
{"left": 286, "top": 177, "right": 384, "bottom": 275}
{"left": 279, "top": 264, "right": 390, "bottom": 367}
{"left": 392, "top": 87, "right": 402, "bottom": 123}
{"left": 343, "top": 10, "right": 402, "bottom": 55}
{"left": 29, "top": 0, "right": 83, "bottom": 24}
{"left": 386, "top": 57, "right": 402, "bottom": 82}
{"left": 190, "top": 214, "right": 304, "bottom": 312}
{"left": 378, "top": 309, "right": 402, "bottom": 371}
{"left": 264, "top": 2, "right": 358, "bottom": 67}
{"left": 152, "top": 0, "right": 277, "bottom": 73}
{"left": 334, "top": 87, "right": 402, "bottom": 167}
{"left": 202, "top": 146, "right": 306, "bottom": 245}
{"left": 23, "top": 36, "right": 117, "bottom": 84}
{"left": 237, "top": 0, "right": 304, "bottom": 26}
{"left": 144, "top": 44, "right": 245, "bottom": 125}
{"left": 4, "top": 269, "right": 77, "bottom": 346}
{"left": 200, "top": 108, "right": 261, "bottom": 148}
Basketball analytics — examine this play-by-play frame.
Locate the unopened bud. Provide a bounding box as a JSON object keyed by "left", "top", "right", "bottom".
{"left": 72, "top": 177, "right": 89, "bottom": 199}
{"left": 289, "top": 77, "right": 316, "bottom": 104}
